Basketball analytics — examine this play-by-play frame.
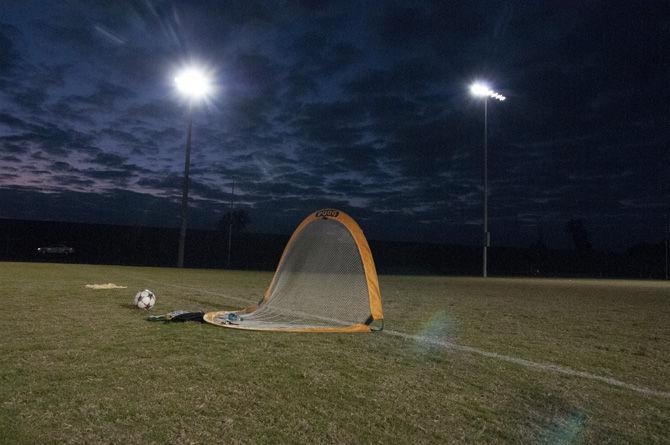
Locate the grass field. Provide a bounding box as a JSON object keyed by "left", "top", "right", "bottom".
{"left": 1, "top": 262, "right": 669, "bottom": 444}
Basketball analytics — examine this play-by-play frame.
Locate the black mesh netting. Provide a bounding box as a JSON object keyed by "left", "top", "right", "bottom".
{"left": 214, "top": 218, "right": 371, "bottom": 329}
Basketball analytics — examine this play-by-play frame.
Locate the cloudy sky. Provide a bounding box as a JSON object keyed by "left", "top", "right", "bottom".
{"left": 0, "top": 1, "right": 668, "bottom": 249}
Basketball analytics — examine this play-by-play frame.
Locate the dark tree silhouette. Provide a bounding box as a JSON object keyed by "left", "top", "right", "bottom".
{"left": 565, "top": 218, "right": 593, "bottom": 255}
{"left": 528, "top": 227, "right": 548, "bottom": 275}
{"left": 218, "top": 209, "right": 250, "bottom": 268}
{"left": 217, "top": 209, "right": 250, "bottom": 233}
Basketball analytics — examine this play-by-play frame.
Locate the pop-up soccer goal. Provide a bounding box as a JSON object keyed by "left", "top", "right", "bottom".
{"left": 204, "top": 209, "right": 383, "bottom": 332}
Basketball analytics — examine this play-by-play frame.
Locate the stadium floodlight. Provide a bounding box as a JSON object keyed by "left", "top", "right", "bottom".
{"left": 470, "top": 82, "right": 506, "bottom": 101}
{"left": 470, "top": 81, "right": 506, "bottom": 278}
{"left": 174, "top": 65, "right": 214, "bottom": 268}
{"left": 174, "top": 67, "right": 213, "bottom": 101}
{"left": 470, "top": 82, "right": 491, "bottom": 97}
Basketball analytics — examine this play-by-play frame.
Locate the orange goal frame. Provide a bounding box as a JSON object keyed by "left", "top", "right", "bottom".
{"left": 204, "top": 209, "right": 383, "bottom": 332}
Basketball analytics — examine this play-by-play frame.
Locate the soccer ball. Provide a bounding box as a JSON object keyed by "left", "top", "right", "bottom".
{"left": 134, "top": 289, "right": 156, "bottom": 310}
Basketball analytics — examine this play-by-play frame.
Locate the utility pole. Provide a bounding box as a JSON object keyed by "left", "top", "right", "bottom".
{"left": 665, "top": 212, "right": 669, "bottom": 280}
{"left": 227, "top": 180, "right": 235, "bottom": 268}
{"left": 483, "top": 97, "right": 488, "bottom": 278}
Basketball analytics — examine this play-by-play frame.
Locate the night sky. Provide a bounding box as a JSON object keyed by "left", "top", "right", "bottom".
{"left": 1, "top": 1, "right": 668, "bottom": 250}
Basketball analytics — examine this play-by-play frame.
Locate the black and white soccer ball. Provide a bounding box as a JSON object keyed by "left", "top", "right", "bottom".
{"left": 134, "top": 289, "right": 156, "bottom": 310}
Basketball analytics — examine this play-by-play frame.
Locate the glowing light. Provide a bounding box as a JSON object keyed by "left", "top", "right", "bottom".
{"left": 470, "top": 82, "right": 491, "bottom": 97}
{"left": 470, "top": 81, "right": 506, "bottom": 101}
{"left": 174, "top": 66, "right": 213, "bottom": 100}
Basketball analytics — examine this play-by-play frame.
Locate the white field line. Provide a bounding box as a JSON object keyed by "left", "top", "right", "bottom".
{"left": 384, "top": 329, "right": 670, "bottom": 399}
{"left": 121, "top": 273, "right": 670, "bottom": 400}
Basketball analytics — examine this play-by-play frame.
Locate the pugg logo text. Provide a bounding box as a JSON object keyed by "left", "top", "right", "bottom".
{"left": 315, "top": 210, "right": 339, "bottom": 218}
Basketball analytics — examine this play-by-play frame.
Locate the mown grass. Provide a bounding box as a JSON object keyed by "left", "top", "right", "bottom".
{"left": 1, "top": 262, "right": 669, "bottom": 444}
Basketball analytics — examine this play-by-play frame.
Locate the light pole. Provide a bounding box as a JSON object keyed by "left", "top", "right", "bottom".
{"left": 174, "top": 66, "right": 212, "bottom": 268}
{"left": 227, "top": 179, "right": 235, "bottom": 268}
{"left": 665, "top": 212, "right": 669, "bottom": 280}
{"left": 470, "top": 82, "right": 505, "bottom": 278}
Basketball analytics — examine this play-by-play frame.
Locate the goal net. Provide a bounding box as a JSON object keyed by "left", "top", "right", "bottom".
{"left": 204, "top": 209, "right": 383, "bottom": 332}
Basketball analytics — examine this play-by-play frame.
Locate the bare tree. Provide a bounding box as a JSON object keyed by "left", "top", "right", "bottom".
{"left": 218, "top": 209, "right": 250, "bottom": 267}
{"left": 565, "top": 218, "right": 593, "bottom": 256}
{"left": 218, "top": 209, "right": 250, "bottom": 234}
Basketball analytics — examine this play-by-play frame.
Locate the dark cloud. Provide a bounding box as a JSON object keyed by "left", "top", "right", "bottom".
{"left": 81, "top": 169, "right": 135, "bottom": 180}
{"left": 0, "top": 139, "right": 29, "bottom": 154}
{"left": 0, "top": 1, "right": 668, "bottom": 250}
{"left": 290, "top": 33, "right": 363, "bottom": 81}
{"left": 0, "top": 112, "right": 29, "bottom": 129}
{"left": 53, "top": 175, "right": 96, "bottom": 187}
{"left": 0, "top": 23, "right": 21, "bottom": 77}
{"left": 346, "top": 59, "right": 443, "bottom": 96}
{"left": 137, "top": 174, "right": 231, "bottom": 202}
{"left": 51, "top": 161, "right": 75, "bottom": 172}
{"left": 57, "top": 80, "right": 135, "bottom": 110}
{"left": 38, "top": 21, "right": 97, "bottom": 51}
{"left": 1, "top": 123, "right": 98, "bottom": 156}
{"left": 88, "top": 152, "right": 128, "bottom": 168}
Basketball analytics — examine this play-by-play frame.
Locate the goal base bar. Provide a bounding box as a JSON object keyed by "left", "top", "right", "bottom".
{"left": 204, "top": 311, "right": 374, "bottom": 333}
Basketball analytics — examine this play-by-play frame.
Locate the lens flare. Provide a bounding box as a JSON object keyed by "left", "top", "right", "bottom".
{"left": 413, "top": 310, "right": 458, "bottom": 354}
{"left": 541, "top": 410, "right": 586, "bottom": 444}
